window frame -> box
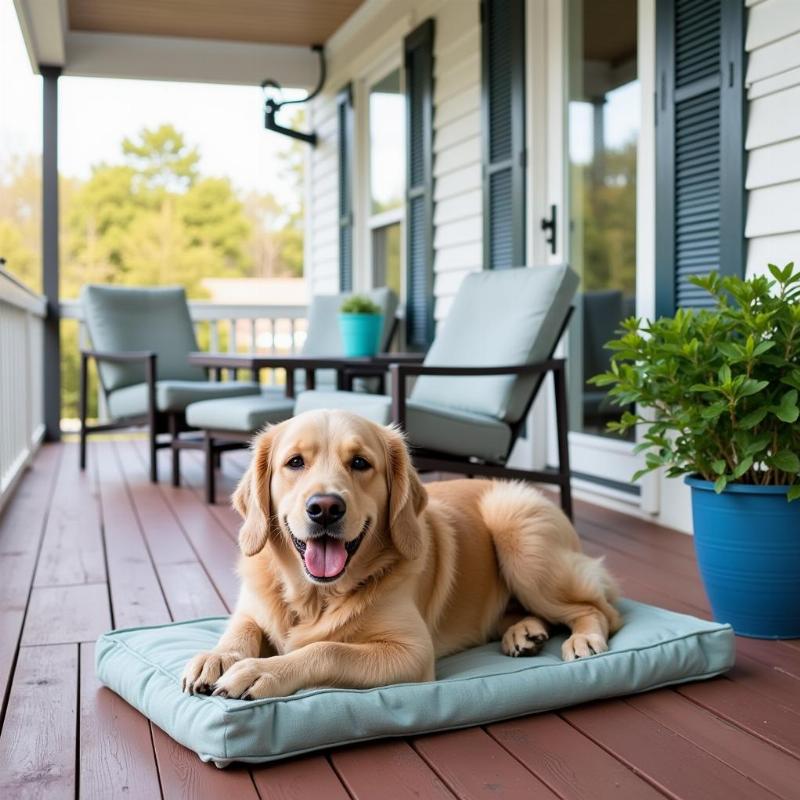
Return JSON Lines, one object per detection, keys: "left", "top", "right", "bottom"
{"left": 355, "top": 55, "right": 407, "bottom": 298}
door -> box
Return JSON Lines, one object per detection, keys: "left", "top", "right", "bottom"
{"left": 534, "top": 0, "right": 657, "bottom": 509}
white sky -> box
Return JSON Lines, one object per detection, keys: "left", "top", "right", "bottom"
{"left": 0, "top": 0, "right": 303, "bottom": 205}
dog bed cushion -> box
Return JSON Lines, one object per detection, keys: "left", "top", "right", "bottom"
{"left": 95, "top": 599, "right": 734, "bottom": 767}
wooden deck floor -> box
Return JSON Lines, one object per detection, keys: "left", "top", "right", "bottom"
{"left": 1, "top": 438, "right": 799, "bottom": 800}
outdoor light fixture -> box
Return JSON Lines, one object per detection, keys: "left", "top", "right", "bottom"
{"left": 261, "top": 44, "right": 326, "bottom": 147}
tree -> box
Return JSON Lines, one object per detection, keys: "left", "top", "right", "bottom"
{"left": 121, "top": 124, "right": 200, "bottom": 192}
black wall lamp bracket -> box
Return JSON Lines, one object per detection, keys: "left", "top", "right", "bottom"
{"left": 262, "top": 44, "right": 326, "bottom": 147}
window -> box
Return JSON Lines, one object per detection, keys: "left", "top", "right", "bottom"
{"left": 368, "top": 69, "right": 404, "bottom": 297}
{"left": 567, "top": 0, "right": 639, "bottom": 439}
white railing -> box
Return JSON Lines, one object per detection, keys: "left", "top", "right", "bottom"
{"left": 60, "top": 299, "right": 309, "bottom": 419}
{"left": 0, "top": 269, "right": 46, "bottom": 512}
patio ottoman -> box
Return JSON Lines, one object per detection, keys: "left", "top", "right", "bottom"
{"left": 185, "top": 393, "right": 294, "bottom": 433}
{"left": 95, "top": 599, "right": 734, "bottom": 767}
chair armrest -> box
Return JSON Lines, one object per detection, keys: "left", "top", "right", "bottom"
{"left": 389, "top": 359, "right": 565, "bottom": 427}
{"left": 80, "top": 350, "right": 158, "bottom": 423}
{"left": 369, "top": 352, "right": 427, "bottom": 364}
{"left": 81, "top": 348, "right": 156, "bottom": 364}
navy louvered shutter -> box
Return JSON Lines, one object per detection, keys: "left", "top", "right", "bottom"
{"left": 404, "top": 19, "right": 436, "bottom": 348}
{"left": 481, "top": 0, "right": 525, "bottom": 270}
{"left": 655, "top": 0, "right": 745, "bottom": 314}
{"left": 337, "top": 84, "right": 354, "bottom": 292}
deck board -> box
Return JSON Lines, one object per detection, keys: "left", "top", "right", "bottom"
{"left": 487, "top": 714, "right": 666, "bottom": 800}
{"left": 33, "top": 445, "right": 106, "bottom": 588}
{"left": 79, "top": 642, "right": 161, "bottom": 800}
{"left": 0, "top": 438, "right": 798, "bottom": 800}
{"left": 563, "top": 699, "right": 777, "bottom": 800}
{"left": 0, "top": 643, "right": 78, "bottom": 800}
{"left": 0, "top": 445, "right": 61, "bottom": 713}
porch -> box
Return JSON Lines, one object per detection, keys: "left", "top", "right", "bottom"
{"left": 1, "top": 438, "right": 798, "bottom": 799}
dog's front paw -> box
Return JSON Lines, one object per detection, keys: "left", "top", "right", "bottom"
{"left": 562, "top": 633, "right": 607, "bottom": 661}
{"left": 181, "top": 651, "right": 241, "bottom": 695}
{"left": 211, "top": 657, "right": 295, "bottom": 700}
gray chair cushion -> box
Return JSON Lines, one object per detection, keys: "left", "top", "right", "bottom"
{"left": 295, "top": 391, "right": 512, "bottom": 462}
{"left": 411, "top": 266, "right": 578, "bottom": 423}
{"left": 186, "top": 395, "right": 294, "bottom": 433}
{"left": 82, "top": 285, "right": 206, "bottom": 392}
{"left": 107, "top": 380, "right": 260, "bottom": 419}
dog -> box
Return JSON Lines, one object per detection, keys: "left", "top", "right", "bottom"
{"left": 181, "top": 409, "right": 621, "bottom": 700}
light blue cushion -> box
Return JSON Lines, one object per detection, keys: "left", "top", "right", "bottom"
{"left": 95, "top": 599, "right": 734, "bottom": 767}
{"left": 296, "top": 390, "right": 513, "bottom": 462}
{"left": 82, "top": 285, "right": 206, "bottom": 392}
{"left": 411, "top": 265, "right": 578, "bottom": 423}
{"left": 186, "top": 394, "right": 294, "bottom": 432}
{"left": 107, "top": 380, "right": 260, "bottom": 418}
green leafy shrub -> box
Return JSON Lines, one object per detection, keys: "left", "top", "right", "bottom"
{"left": 340, "top": 295, "right": 381, "bottom": 315}
{"left": 591, "top": 263, "right": 800, "bottom": 500}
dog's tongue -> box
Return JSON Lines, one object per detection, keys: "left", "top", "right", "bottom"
{"left": 304, "top": 536, "right": 347, "bottom": 578}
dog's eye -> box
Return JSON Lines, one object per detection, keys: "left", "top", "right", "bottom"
{"left": 351, "top": 455, "right": 371, "bottom": 471}
{"left": 286, "top": 455, "right": 305, "bottom": 470}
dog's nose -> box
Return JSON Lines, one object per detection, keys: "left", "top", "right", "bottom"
{"left": 305, "top": 493, "right": 346, "bottom": 527}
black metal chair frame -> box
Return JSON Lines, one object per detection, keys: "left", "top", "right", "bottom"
{"left": 79, "top": 349, "right": 195, "bottom": 483}
{"left": 357, "top": 309, "right": 575, "bottom": 519}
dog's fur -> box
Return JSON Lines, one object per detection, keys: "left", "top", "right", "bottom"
{"left": 182, "top": 410, "right": 621, "bottom": 700}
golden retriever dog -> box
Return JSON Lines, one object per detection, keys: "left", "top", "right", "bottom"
{"left": 182, "top": 409, "right": 621, "bottom": 700}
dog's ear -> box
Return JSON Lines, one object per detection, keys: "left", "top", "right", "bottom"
{"left": 233, "top": 426, "right": 276, "bottom": 556}
{"left": 384, "top": 425, "right": 427, "bottom": 560}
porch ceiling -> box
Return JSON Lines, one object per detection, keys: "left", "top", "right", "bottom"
{"left": 13, "top": 0, "right": 365, "bottom": 87}
{"left": 67, "top": 0, "right": 364, "bottom": 47}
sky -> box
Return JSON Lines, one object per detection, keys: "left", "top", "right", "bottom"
{"left": 0, "top": 0, "right": 303, "bottom": 205}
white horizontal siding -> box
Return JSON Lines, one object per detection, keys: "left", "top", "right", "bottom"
{"left": 307, "top": 93, "right": 339, "bottom": 295}
{"left": 432, "top": 0, "right": 482, "bottom": 321}
{"left": 744, "top": 0, "right": 800, "bottom": 275}
{"left": 303, "top": 0, "right": 484, "bottom": 321}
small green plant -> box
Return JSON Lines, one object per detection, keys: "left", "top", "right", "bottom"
{"left": 340, "top": 295, "right": 381, "bottom": 315}
{"left": 591, "top": 263, "right": 800, "bottom": 500}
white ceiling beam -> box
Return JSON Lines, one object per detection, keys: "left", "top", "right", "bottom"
{"left": 62, "top": 31, "right": 320, "bottom": 88}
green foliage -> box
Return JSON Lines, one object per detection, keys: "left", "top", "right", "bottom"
{"left": 340, "top": 295, "right": 381, "bottom": 315}
{"left": 591, "top": 264, "right": 800, "bottom": 499}
{"left": 1, "top": 122, "right": 305, "bottom": 421}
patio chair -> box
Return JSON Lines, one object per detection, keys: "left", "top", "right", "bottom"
{"left": 295, "top": 265, "right": 578, "bottom": 517}
{"left": 185, "top": 287, "right": 398, "bottom": 503}
{"left": 79, "top": 285, "right": 260, "bottom": 482}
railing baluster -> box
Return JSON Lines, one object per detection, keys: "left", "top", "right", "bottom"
{"left": 229, "top": 319, "right": 237, "bottom": 354}
{"left": 250, "top": 319, "right": 257, "bottom": 353}
{"left": 0, "top": 270, "right": 46, "bottom": 512}
{"left": 210, "top": 320, "right": 219, "bottom": 353}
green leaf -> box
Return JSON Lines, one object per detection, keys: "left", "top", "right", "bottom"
{"left": 714, "top": 475, "right": 728, "bottom": 494}
{"left": 732, "top": 456, "right": 753, "bottom": 480}
{"left": 768, "top": 451, "right": 800, "bottom": 473}
{"left": 718, "top": 364, "right": 732, "bottom": 385}
{"left": 738, "top": 379, "right": 769, "bottom": 398}
{"left": 738, "top": 407, "right": 768, "bottom": 429}
{"left": 788, "top": 484, "right": 800, "bottom": 502}
{"left": 717, "top": 342, "right": 741, "bottom": 360}
{"left": 768, "top": 262, "right": 784, "bottom": 282}
{"left": 773, "top": 390, "right": 800, "bottom": 423}
{"left": 712, "top": 459, "right": 726, "bottom": 475}
{"left": 701, "top": 401, "right": 727, "bottom": 420}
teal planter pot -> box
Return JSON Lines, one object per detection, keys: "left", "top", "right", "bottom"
{"left": 338, "top": 313, "right": 383, "bottom": 357}
{"left": 686, "top": 476, "right": 800, "bottom": 639}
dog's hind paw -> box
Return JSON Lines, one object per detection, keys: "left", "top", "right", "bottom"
{"left": 501, "top": 617, "right": 549, "bottom": 657}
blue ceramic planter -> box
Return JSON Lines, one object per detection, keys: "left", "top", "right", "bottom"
{"left": 686, "top": 476, "right": 800, "bottom": 638}
{"left": 338, "top": 313, "right": 383, "bottom": 357}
